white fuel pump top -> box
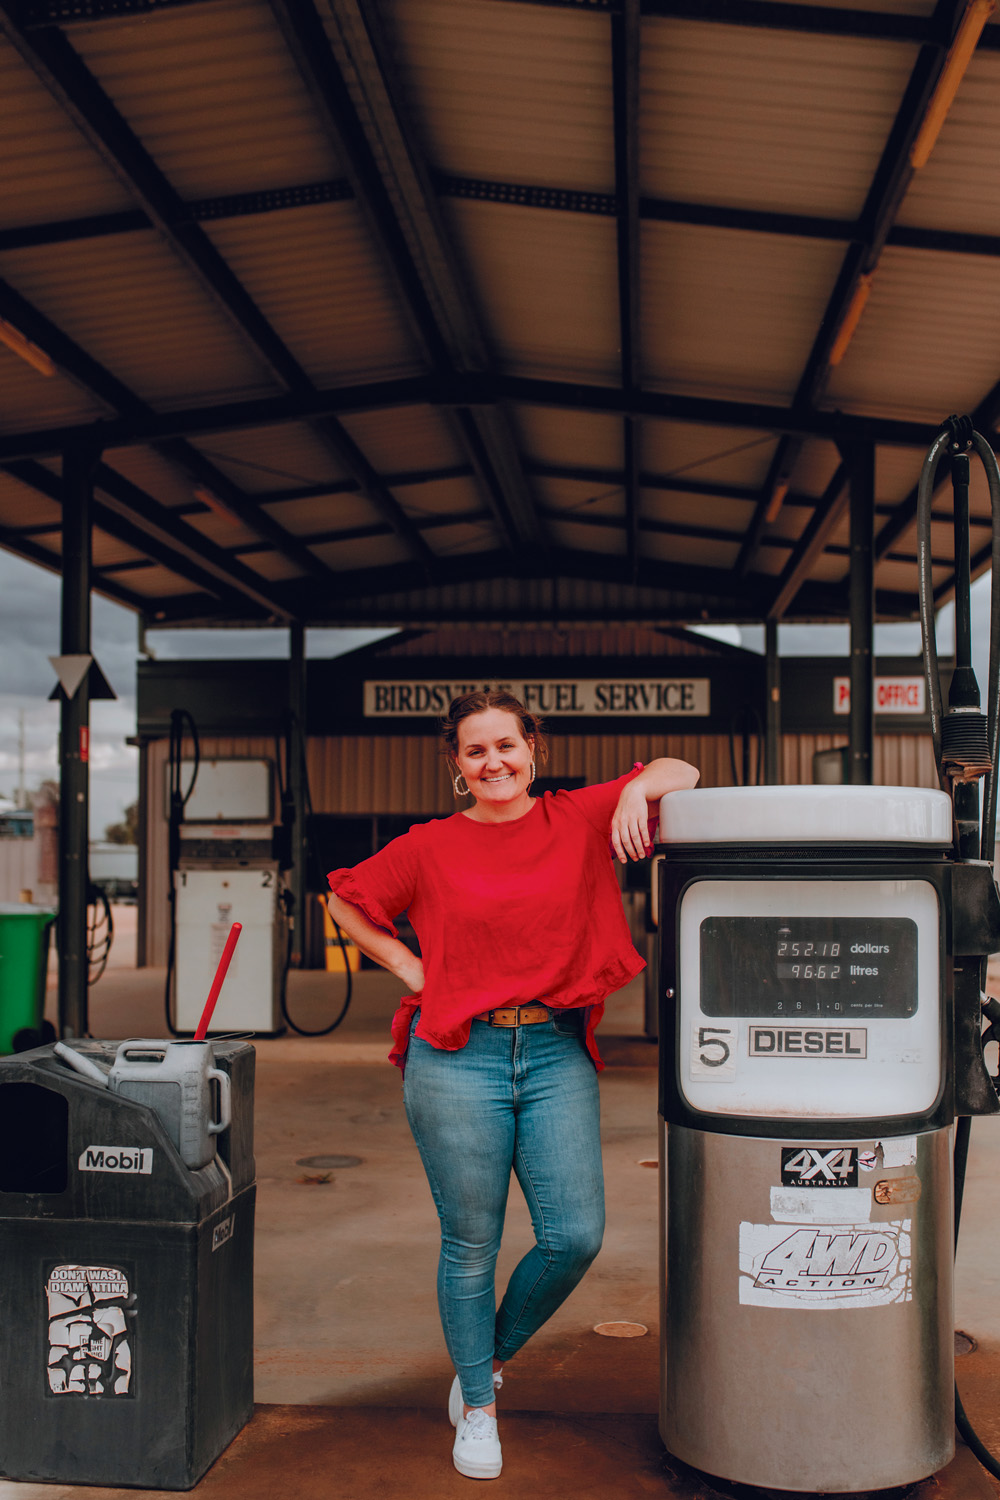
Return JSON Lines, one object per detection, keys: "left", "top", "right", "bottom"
{"left": 657, "top": 783, "right": 953, "bottom": 846}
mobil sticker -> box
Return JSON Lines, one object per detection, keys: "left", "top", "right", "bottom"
{"left": 739, "top": 1219, "right": 912, "bottom": 1309}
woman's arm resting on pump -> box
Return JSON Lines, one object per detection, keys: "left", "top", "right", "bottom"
{"left": 611, "top": 757, "right": 700, "bottom": 864}
{"left": 326, "top": 892, "right": 425, "bottom": 992}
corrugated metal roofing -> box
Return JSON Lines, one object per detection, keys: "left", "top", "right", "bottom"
{"left": 337, "top": 405, "right": 466, "bottom": 472}
{"left": 513, "top": 407, "right": 623, "bottom": 470}
{"left": 385, "top": 0, "right": 614, "bottom": 193}
{"left": 642, "top": 221, "right": 847, "bottom": 402}
{"left": 824, "top": 246, "right": 1000, "bottom": 422}
{"left": 188, "top": 424, "right": 350, "bottom": 492}
{"left": 641, "top": 19, "right": 916, "bottom": 218}
{"left": 0, "top": 232, "right": 277, "bottom": 408}
{"left": 0, "top": 0, "right": 995, "bottom": 630}
{"left": 0, "top": 354, "right": 107, "bottom": 434}
{"left": 897, "top": 50, "right": 1000, "bottom": 233}
{"left": 70, "top": 0, "right": 342, "bottom": 199}
{"left": 641, "top": 422, "right": 778, "bottom": 488}
{"left": 0, "top": 38, "right": 134, "bottom": 227}
{"left": 446, "top": 200, "right": 619, "bottom": 382}
{"left": 204, "top": 204, "right": 422, "bottom": 385}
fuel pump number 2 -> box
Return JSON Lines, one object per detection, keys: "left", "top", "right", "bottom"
{"left": 691, "top": 1024, "right": 737, "bottom": 1080}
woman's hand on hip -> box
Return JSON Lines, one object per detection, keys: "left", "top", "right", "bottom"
{"left": 396, "top": 953, "right": 426, "bottom": 994}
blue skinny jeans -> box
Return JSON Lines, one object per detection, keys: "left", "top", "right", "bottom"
{"left": 402, "top": 1010, "right": 605, "bottom": 1410}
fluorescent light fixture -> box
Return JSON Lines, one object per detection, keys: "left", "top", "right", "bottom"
{"left": 193, "top": 487, "right": 242, "bottom": 524}
{"left": 765, "top": 481, "right": 789, "bottom": 525}
{"left": 910, "top": 0, "right": 996, "bottom": 170}
{"left": 828, "top": 273, "right": 874, "bottom": 368}
{"left": 0, "top": 318, "right": 55, "bottom": 377}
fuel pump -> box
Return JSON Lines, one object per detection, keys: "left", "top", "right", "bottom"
{"left": 655, "top": 415, "right": 1000, "bottom": 1492}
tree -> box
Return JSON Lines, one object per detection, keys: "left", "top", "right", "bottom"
{"left": 104, "top": 801, "right": 138, "bottom": 845}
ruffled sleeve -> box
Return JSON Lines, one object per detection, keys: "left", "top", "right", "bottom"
{"left": 327, "top": 829, "right": 420, "bottom": 936}
{"left": 562, "top": 764, "right": 646, "bottom": 835}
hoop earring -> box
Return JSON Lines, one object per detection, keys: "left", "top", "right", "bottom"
{"left": 453, "top": 772, "right": 470, "bottom": 797}
{"left": 529, "top": 761, "right": 536, "bottom": 784}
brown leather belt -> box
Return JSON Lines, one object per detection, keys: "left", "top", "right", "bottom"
{"left": 475, "top": 1004, "right": 552, "bottom": 1027}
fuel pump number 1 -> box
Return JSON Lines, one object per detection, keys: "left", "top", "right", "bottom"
{"left": 691, "top": 1024, "right": 737, "bottom": 1080}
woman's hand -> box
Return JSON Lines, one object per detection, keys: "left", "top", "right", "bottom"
{"left": 610, "top": 757, "right": 700, "bottom": 863}
{"left": 611, "top": 780, "right": 654, "bottom": 864}
{"left": 397, "top": 952, "right": 426, "bottom": 994}
{"left": 327, "top": 892, "right": 425, "bottom": 993}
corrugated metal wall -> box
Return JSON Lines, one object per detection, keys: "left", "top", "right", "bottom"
{"left": 142, "top": 725, "right": 940, "bottom": 964}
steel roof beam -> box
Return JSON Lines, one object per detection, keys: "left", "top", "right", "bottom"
{"left": 3, "top": 456, "right": 294, "bottom": 616}
{"left": 0, "top": 275, "right": 335, "bottom": 586}
{"left": 611, "top": 0, "right": 642, "bottom": 578}
{"left": 0, "top": 508, "right": 146, "bottom": 611}
{"left": 537, "top": 504, "right": 792, "bottom": 551}
{"left": 4, "top": 458, "right": 267, "bottom": 614}
{"left": 270, "top": 0, "right": 543, "bottom": 555}
{"left": 273, "top": 544, "right": 768, "bottom": 611}
{"left": 0, "top": 10, "right": 432, "bottom": 571}
{"left": 765, "top": 463, "right": 850, "bottom": 620}
{"left": 727, "top": 0, "right": 971, "bottom": 577}
{"left": 14, "top": 173, "right": 1000, "bottom": 262}
{"left": 0, "top": 373, "right": 953, "bottom": 460}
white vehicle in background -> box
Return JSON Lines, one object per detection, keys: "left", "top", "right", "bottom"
{"left": 88, "top": 843, "right": 138, "bottom": 903}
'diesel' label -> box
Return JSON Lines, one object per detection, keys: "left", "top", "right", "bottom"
{"left": 749, "top": 1027, "right": 867, "bottom": 1058}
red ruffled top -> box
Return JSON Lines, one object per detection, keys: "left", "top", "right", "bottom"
{"left": 328, "top": 768, "right": 652, "bottom": 1070}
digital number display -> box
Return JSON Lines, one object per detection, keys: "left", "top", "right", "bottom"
{"left": 699, "top": 916, "right": 918, "bottom": 1018}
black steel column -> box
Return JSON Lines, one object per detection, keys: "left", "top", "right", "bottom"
{"left": 289, "top": 622, "right": 307, "bottom": 968}
{"left": 58, "top": 446, "right": 98, "bottom": 1036}
{"left": 847, "top": 440, "right": 875, "bottom": 786}
{"left": 765, "top": 618, "right": 781, "bottom": 785}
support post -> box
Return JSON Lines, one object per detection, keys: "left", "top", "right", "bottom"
{"left": 289, "top": 622, "right": 307, "bottom": 968}
{"left": 765, "top": 618, "right": 781, "bottom": 785}
{"left": 58, "top": 447, "right": 98, "bottom": 1036}
{"left": 847, "top": 440, "right": 875, "bottom": 786}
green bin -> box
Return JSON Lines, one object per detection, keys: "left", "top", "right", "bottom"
{"left": 0, "top": 904, "right": 56, "bottom": 1055}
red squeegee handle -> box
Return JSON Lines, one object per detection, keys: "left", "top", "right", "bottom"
{"left": 194, "top": 922, "right": 242, "bottom": 1040}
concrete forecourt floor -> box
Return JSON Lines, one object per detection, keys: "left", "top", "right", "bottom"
{"left": 1, "top": 913, "right": 998, "bottom": 1498}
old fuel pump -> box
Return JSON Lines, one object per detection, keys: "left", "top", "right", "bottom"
{"left": 655, "top": 416, "right": 1000, "bottom": 1491}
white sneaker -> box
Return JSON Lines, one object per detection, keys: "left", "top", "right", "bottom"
{"left": 453, "top": 1407, "right": 502, "bottom": 1479}
{"left": 448, "top": 1370, "right": 503, "bottom": 1427}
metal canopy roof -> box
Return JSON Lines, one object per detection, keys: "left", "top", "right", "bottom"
{"left": 0, "top": 0, "right": 997, "bottom": 628}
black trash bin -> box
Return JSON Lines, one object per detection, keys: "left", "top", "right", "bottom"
{"left": 0, "top": 1038, "right": 255, "bottom": 1490}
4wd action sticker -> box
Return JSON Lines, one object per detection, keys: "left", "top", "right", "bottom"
{"left": 739, "top": 1219, "right": 912, "bottom": 1309}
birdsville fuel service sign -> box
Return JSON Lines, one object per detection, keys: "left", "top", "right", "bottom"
{"left": 364, "top": 678, "right": 711, "bottom": 719}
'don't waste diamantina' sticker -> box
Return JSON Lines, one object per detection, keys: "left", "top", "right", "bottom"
{"left": 45, "top": 1264, "right": 133, "bottom": 1397}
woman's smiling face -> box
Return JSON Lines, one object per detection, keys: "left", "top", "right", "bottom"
{"left": 454, "top": 708, "right": 534, "bottom": 812}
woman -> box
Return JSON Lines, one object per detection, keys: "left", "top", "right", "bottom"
{"left": 327, "top": 691, "right": 699, "bottom": 1480}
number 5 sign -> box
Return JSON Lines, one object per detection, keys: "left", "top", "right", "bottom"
{"left": 691, "top": 1024, "right": 736, "bottom": 1080}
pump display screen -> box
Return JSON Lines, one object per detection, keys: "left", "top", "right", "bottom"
{"left": 699, "top": 917, "right": 918, "bottom": 1018}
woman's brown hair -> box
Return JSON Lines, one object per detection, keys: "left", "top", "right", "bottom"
{"left": 440, "top": 691, "right": 548, "bottom": 764}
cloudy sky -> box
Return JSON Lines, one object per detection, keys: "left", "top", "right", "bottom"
{"left": 0, "top": 547, "right": 992, "bottom": 839}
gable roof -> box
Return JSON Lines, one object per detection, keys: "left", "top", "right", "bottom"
{"left": 0, "top": 0, "right": 994, "bottom": 628}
